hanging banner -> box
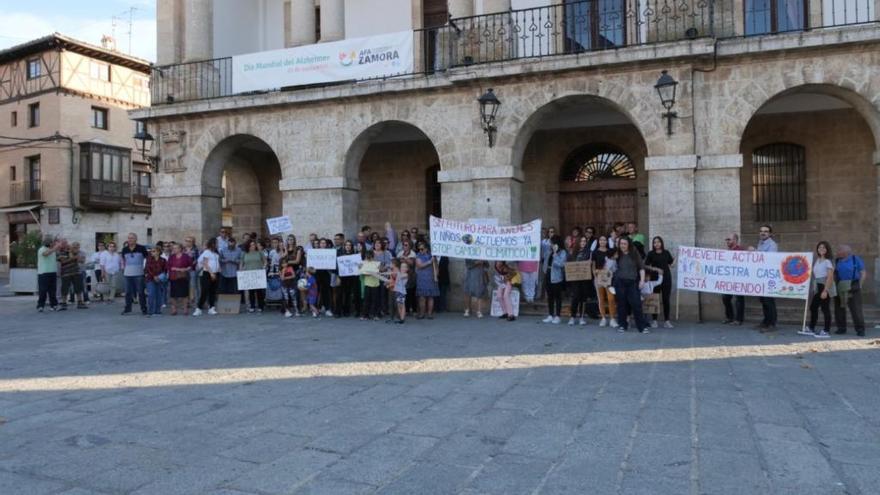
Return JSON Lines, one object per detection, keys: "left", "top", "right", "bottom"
{"left": 306, "top": 249, "right": 337, "bottom": 270}
{"left": 429, "top": 216, "right": 542, "bottom": 262}
{"left": 232, "top": 31, "right": 414, "bottom": 94}
{"left": 676, "top": 246, "right": 812, "bottom": 300}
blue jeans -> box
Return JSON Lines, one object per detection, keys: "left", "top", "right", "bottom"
{"left": 147, "top": 280, "right": 162, "bottom": 315}
{"left": 124, "top": 275, "right": 147, "bottom": 313}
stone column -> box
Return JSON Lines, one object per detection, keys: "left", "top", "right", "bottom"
{"left": 279, "top": 176, "right": 357, "bottom": 239}
{"left": 645, "top": 154, "right": 698, "bottom": 319}
{"left": 182, "top": 0, "right": 213, "bottom": 62}
{"left": 151, "top": 185, "right": 223, "bottom": 245}
{"left": 438, "top": 166, "right": 523, "bottom": 311}
{"left": 320, "top": 0, "right": 345, "bottom": 42}
{"left": 449, "top": 0, "right": 474, "bottom": 18}
{"left": 289, "top": 0, "right": 317, "bottom": 47}
{"left": 482, "top": 0, "right": 511, "bottom": 14}
{"left": 156, "top": 0, "right": 181, "bottom": 65}
{"left": 694, "top": 154, "right": 743, "bottom": 320}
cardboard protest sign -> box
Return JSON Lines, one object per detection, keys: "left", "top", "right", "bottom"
{"left": 565, "top": 261, "right": 593, "bottom": 281}
{"left": 642, "top": 293, "right": 660, "bottom": 315}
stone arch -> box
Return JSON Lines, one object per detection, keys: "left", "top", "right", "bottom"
{"left": 199, "top": 133, "right": 284, "bottom": 238}
{"left": 342, "top": 120, "right": 448, "bottom": 185}
{"left": 508, "top": 93, "right": 653, "bottom": 174}
{"left": 185, "top": 118, "right": 289, "bottom": 190}
{"left": 737, "top": 83, "right": 880, "bottom": 153}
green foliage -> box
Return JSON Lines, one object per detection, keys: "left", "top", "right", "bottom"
{"left": 10, "top": 230, "right": 42, "bottom": 269}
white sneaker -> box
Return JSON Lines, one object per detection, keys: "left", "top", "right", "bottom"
{"left": 552, "top": 316, "right": 561, "bottom": 324}
{"left": 651, "top": 320, "right": 659, "bottom": 328}
{"left": 192, "top": 308, "right": 202, "bottom": 316}
{"left": 542, "top": 315, "right": 553, "bottom": 323}
{"left": 248, "top": 307, "right": 255, "bottom": 313}
{"left": 568, "top": 318, "right": 575, "bottom": 326}
{"left": 208, "top": 307, "right": 218, "bottom": 315}
{"left": 325, "top": 310, "right": 333, "bottom": 317}
{"left": 463, "top": 309, "right": 470, "bottom": 318}
{"left": 610, "top": 318, "right": 619, "bottom": 328}
{"left": 599, "top": 318, "right": 607, "bottom": 327}
{"left": 284, "top": 310, "right": 292, "bottom": 318}
{"left": 664, "top": 320, "right": 674, "bottom": 329}
{"left": 579, "top": 318, "right": 587, "bottom": 326}
{"left": 814, "top": 331, "right": 830, "bottom": 339}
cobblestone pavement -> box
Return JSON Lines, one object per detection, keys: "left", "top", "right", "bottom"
{"left": 0, "top": 296, "right": 879, "bottom": 495}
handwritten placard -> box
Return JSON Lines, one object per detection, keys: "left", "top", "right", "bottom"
{"left": 564, "top": 261, "right": 592, "bottom": 281}
{"left": 237, "top": 269, "right": 267, "bottom": 290}
{"left": 595, "top": 269, "right": 612, "bottom": 288}
{"left": 307, "top": 249, "right": 337, "bottom": 270}
{"left": 337, "top": 253, "right": 362, "bottom": 277}
{"left": 266, "top": 216, "right": 293, "bottom": 235}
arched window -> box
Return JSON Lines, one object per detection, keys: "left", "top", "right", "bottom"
{"left": 561, "top": 144, "right": 636, "bottom": 183}
{"left": 752, "top": 143, "right": 806, "bottom": 221}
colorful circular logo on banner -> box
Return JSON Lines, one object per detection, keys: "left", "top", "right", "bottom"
{"left": 339, "top": 51, "right": 356, "bottom": 67}
{"left": 461, "top": 234, "right": 474, "bottom": 245}
{"left": 781, "top": 255, "right": 810, "bottom": 285}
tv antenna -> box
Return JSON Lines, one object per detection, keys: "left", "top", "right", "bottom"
{"left": 111, "top": 6, "right": 138, "bottom": 54}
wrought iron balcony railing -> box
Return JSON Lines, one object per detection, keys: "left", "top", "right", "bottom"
{"left": 149, "top": 0, "right": 878, "bottom": 105}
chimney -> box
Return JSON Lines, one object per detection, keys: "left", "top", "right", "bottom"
{"left": 100, "top": 35, "right": 117, "bottom": 51}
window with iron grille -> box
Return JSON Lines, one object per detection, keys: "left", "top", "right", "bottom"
{"left": 752, "top": 143, "right": 806, "bottom": 222}
{"left": 560, "top": 144, "right": 636, "bottom": 182}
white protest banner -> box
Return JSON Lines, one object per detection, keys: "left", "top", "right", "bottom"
{"left": 307, "top": 249, "right": 337, "bottom": 270}
{"left": 429, "top": 216, "right": 541, "bottom": 262}
{"left": 266, "top": 216, "right": 293, "bottom": 235}
{"left": 676, "top": 246, "right": 812, "bottom": 299}
{"left": 232, "top": 31, "right": 413, "bottom": 94}
{"left": 336, "top": 253, "right": 363, "bottom": 277}
{"left": 468, "top": 218, "right": 499, "bottom": 227}
{"left": 237, "top": 270, "right": 267, "bottom": 291}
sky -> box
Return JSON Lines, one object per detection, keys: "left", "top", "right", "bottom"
{"left": 0, "top": 0, "right": 157, "bottom": 62}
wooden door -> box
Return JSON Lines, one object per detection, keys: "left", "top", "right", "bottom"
{"left": 559, "top": 189, "right": 637, "bottom": 236}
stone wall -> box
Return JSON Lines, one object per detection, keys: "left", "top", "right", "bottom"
{"left": 740, "top": 108, "right": 878, "bottom": 289}
{"left": 357, "top": 140, "right": 438, "bottom": 231}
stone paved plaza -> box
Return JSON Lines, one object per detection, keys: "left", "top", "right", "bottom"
{"left": 0, "top": 297, "right": 879, "bottom": 495}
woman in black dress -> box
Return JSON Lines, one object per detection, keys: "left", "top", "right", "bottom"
{"left": 644, "top": 236, "right": 674, "bottom": 328}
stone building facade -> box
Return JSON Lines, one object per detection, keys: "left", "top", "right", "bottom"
{"left": 134, "top": 1, "right": 880, "bottom": 316}
{"left": 0, "top": 34, "right": 153, "bottom": 277}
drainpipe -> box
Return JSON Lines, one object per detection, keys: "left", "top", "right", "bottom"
{"left": 52, "top": 132, "right": 79, "bottom": 224}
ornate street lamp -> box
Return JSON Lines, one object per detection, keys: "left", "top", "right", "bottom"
{"left": 478, "top": 88, "right": 500, "bottom": 148}
{"left": 654, "top": 70, "right": 678, "bottom": 136}
{"left": 133, "top": 121, "right": 158, "bottom": 171}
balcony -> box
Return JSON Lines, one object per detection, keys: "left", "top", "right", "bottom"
{"left": 149, "top": 0, "right": 878, "bottom": 106}
{"left": 79, "top": 179, "right": 132, "bottom": 209}
{"left": 9, "top": 181, "right": 42, "bottom": 205}
{"left": 132, "top": 184, "right": 151, "bottom": 206}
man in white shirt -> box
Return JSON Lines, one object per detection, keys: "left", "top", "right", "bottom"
{"left": 99, "top": 242, "right": 123, "bottom": 302}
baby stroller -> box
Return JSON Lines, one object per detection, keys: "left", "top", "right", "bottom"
{"left": 264, "top": 274, "right": 285, "bottom": 312}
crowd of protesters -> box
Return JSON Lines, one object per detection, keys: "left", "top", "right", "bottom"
{"left": 31, "top": 220, "right": 870, "bottom": 337}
